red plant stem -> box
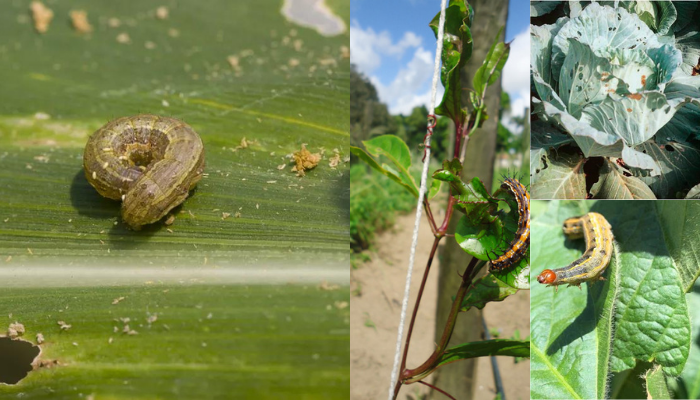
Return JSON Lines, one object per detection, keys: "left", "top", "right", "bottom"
{"left": 398, "top": 237, "right": 442, "bottom": 372}
{"left": 438, "top": 192, "right": 457, "bottom": 233}
{"left": 397, "top": 191, "right": 456, "bottom": 374}
{"left": 417, "top": 380, "right": 457, "bottom": 400}
{"left": 393, "top": 256, "right": 480, "bottom": 398}
{"left": 454, "top": 122, "right": 463, "bottom": 159}
{"left": 401, "top": 257, "right": 479, "bottom": 379}
{"left": 423, "top": 198, "right": 438, "bottom": 234}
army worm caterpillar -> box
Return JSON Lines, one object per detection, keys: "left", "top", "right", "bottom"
{"left": 83, "top": 114, "right": 205, "bottom": 230}
{"left": 489, "top": 178, "right": 530, "bottom": 271}
{"left": 537, "top": 212, "right": 613, "bottom": 288}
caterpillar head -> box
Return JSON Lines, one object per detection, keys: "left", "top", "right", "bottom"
{"left": 537, "top": 269, "right": 557, "bottom": 284}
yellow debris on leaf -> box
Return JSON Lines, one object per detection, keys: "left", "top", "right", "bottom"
{"left": 30, "top": 1, "right": 53, "bottom": 33}
{"left": 329, "top": 151, "right": 341, "bottom": 169}
{"left": 155, "top": 6, "right": 169, "bottom": 20}
{"left": 8, "top": 322, "right": 25, "bottom": 338}
{"left": 57, "top": 321, "right": 72, "bottom": 331}
{"left": 70, "top": 10, "right": 93, "bottom": 33}
{"left": 116, "top": 32, "right": 131, "bottom": 44}
{"left": 291, "top": 144, "right": 321, "bottom": 177}
{"left": 227, "top": 55, "right": 241, "bottom": 72}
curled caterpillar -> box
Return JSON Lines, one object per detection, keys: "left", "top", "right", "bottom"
{"left": 489, "top": 178, "right": 530, "bottom": 271}
{"left": 83, "top": 114, "right": 205, "bottom": 230}
{"left": 537, "top": 212, "right": 613, "bottom": 288}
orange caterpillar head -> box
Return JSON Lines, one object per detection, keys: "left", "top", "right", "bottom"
{"left": 537, "top": 269, "right": 557, "bottom": 284}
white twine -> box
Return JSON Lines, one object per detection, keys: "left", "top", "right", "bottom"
{"left": 387, "top": 0, "right": 448, "bottom": 398}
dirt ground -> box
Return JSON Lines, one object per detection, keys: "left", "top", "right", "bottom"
{"left": 350, "top": 212, "right": 530, "bottom": 400}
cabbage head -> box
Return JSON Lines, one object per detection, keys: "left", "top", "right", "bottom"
{"left": 531, "top": 1, "right": 700, "bottom": 199}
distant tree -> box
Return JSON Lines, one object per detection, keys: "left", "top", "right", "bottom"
{"left": 350, "top": 64, "right": 395, "bottom": 157}
{"left": 496, "top": 91, "right": 528, "bottom": 153}
{"left": 350, "top": 64, "right": 453, "bottom": 162}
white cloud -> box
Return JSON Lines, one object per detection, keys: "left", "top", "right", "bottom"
{"left": 350, "top": 21, "right": 422, "bottom": 74}
{"left": 509, "top": 88, "right": 530, "bottom": 117}
{"left": 502, "top": 27, "right": 530, "bottom": 118}
{"left": 370, "top": 47, "right": 440, "bottom": 115}
{"left": 352, "top": 24, "right": 531, "bottom": 117}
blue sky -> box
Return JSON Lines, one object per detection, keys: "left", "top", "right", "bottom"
{"left": 351, "top": 0, "right": 530, "bottom": 121}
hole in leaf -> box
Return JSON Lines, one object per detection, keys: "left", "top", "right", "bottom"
{"left": 583, "top": 157, "right": 604, "bottom": 195}
{"left": 0, "top": 337, "right": 40, "bottom": 385}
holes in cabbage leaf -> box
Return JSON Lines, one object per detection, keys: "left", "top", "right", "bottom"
{"left": 0, "top": 337, "right": 40, "bottom": 385}
{"left": 583, "top": 157, "right": 604, "bottom": 195}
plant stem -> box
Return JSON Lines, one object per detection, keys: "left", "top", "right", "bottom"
{"left": 400, "top": 257, "right": 479, "bottom": 384}
{"left": 398, "top": 237, "right": 442, "bottom": 372}
{"left": 423, "top": 198, "right": 438, "bottom": 234}
{"left": 417, "top": 380, "right": 457, "bottom": 400}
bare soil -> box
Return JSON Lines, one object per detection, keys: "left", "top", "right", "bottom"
{"left": 350, "top": 212, "right": 530, "bottom": 400}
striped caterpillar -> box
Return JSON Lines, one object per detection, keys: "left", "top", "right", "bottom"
{"left": 537, "top": 212, "right": 613, "bottom": 288}
{"left": 489, "top": 178, "right": 530, "bottom": 271}
{"left": 83, "top": 114, "right": 205, "bottom": 230}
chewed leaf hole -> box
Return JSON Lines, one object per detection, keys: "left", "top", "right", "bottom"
{"left": 0, "top": 336, "right": 40, "bottom": 385}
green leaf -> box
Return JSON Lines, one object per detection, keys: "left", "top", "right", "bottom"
{"left": 531, "top": 121, "right": 575, "bottom": 150}
{"left": 531, "top": 200, "right": 695, "bottom": 399}
{"left": 531, "top": 19, "right": 568, "bottom": 99}
{"left": 645, "top": 364, "right": 671, "bottom": 400}
{"left": 437, "top": 339, "right": 530, "bottom": 366}
{"left": 430, "top": 0, "right": 473, "bottom": 125}
{"left": 432, "top": 170, "right": 489, "bottom": 200}
{"left": 454, "top": 213, "right": 501, "bottom": 261}
{"left": 632, "top": 138, "right": 700, "bottom": 199}
{"left": 428, "top": 178, "right": 442, "bottom": 200}
{"left": 558, "top": 40, "right": 617, "bottom": 119}
{"left": 620, "top": 144, "right": 661, "bottom": 176}
{"left": 0, "top": 284, "right": 349, "bottom": 398}
{"left": 472, "top": 27, "right": 510, "bottom": 99}
{"left": 653, "top": 1, "right": 677, "bottom": 35}
{"left": 530, "top": 121, "right": 575, "bottom": 187}
{"left": 654, "top": 201, "right": 700, "bottom": 292}
{"left": 583, "top": 92, "right": 678, "bottom": 148}
{"left": 538, "top": 98, "right": 621, "bottom": 155}
{"left": 552, "top": 3, "right": 660, "bottom": 75}
{"left": 673, "top": 278, "right": 700, "bottom": 398}
{"left": 459, "top": 272, "right": 520, "bottom": 312}
{"left": 460, "top": 273, "right": 514, "bottom": 311}
{"left": 352, "top": 134, "right": 420, "bottom": 198}
{"left": 405, "top": 339, "right": 530, "bottom": 384}
{"left": 531, "top": 2, "right": 561, "bottom": 18}
{"left": 442, "top": 158, "right": 463, "bottom": 176}
{"left": 591, "top": 158, "right": 657, "bottom": 199}
{"left": 531, "top": 149, "right": 587, "bottom": 199}
{"left": 686, "top": 183, "right": 700, "bottom": 199}
{"left": 363, "top": 135, "right": 412, "bottom": 170}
